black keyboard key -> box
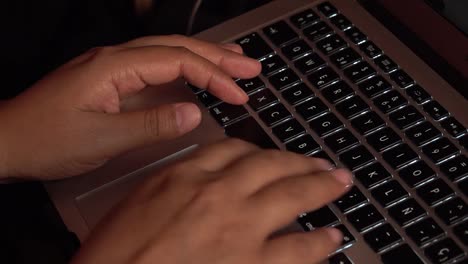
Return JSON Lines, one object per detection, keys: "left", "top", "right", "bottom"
{"left": 417, "top": 178, "right": 454, "bottom": 206}
{"left": 460, "top": 135, "right": 468, "bottom": 149}
{"left": 364, "top": 224, "right": 402, "bottom": 252}
{"left": 272, "top": 118, "right": 305, "bottom": 142}
{"left": 459, "top": 179, "right": 468, "bottom": 196}
{"left": 189, "top": 84, "right": 203, "bottom": 94}
{"left": 261, "top": 55, "right": 287, "bottom": 76}
{"left": 269, "top": 69, "right": 301, "bottom": 91}
{"left": 321, "top": 81, "right": 354, "bottom": 104}
{"left": 390, "top": 70, "right": 414, "bottom": 88}
{"left": 373, "top": 90, "right": 408, "bottom": 114}
{"left": 335, "top": 96, "right": 370, "bottom": 119}
{"left": 372, "top": 180, "right": 409, "bottom": 207}
{"left": 359, "top": 75, "right": 392, "bottom": 98}
{"left": 329, "top": 253, "right": 352, "bottom": 264}
{"left": 330, "top": 47, "right": 361, "bottom": 69}
{"left": 405, "top": 122, "right": 442, "bottom": 147}
{"left": 389, "top": 198, "right": 426, "bottom": 226}
{"left": 423, "top": 100, "right": 449, "bottom": 121}
{"left": 406, "top": 85, "right": 432, "bottom": 104}
{"left": 382, "top": 144, "right": 419, "bottom": 169}
{"left": 334, "top": 224, "right": 356, "bottom": 247}
{"left": 259, "top": 103, "right": 291, "bottom": 126}
{"left": 197, "top": 91, "right": 220, "bottom": 107}
{"left": 282, "top": 39, "right": 312, "bottom": 61}
{"left": 366, "top": 127, "right": 402, "bottom": 152}
{"left": 406, "top": 218, "right": 444, "bottom": 246}
{"left": 330, "top": 14, "right": 352, "bottom": 31}
{"left": 295, "top": 53, "right": 326, "bottom": 74}
{"left": 422, "top": 138, "right": 459, "bottom": 164}
{"left": 281, "top": 83, "right": 314, "bottom": 105}
{"left": 210, "top": 103, "right": 249, "bottom": 127}
{"left": 236, "top": 33, "right": 274, "bottom": 60}
{"left": 440, "top": 156, "right": 468, "bottom": 182}
{"left": 347, "top": 204, "right": 384, "bottom": 232}
{"left": 345, "top": 27, "right": 367, "bottom": 44}
{"left": 340, "top": 145, "right": 375, "bottom": 171}
{"left": 359, "top": 41, "right": 383, "bottom": 59}
{"left": 296, "top": 97, "right": 329, "bottom": 121}
{"left": 325, "top": 129, "right": 359, "bottom": 153}
{"left": 290, "top": 9, "right": 319, "bottom": 29}
{"left": 225, "top": 117, "right": 277, "bottom": 149}
{"left": 381, "top": 244, "right": 424, "bottom": 264}
{"left": 435, "top": 197, "right": 468, "bottom": 225}
{"left": 309, "top": 112, "right": 344, "bottom": 137}
{"left": 399, "top": 161, "right": 436, "bottom": 188}
{"left": 374, "top": 55, "right": 398, "bottom": 73}
{"left": 263, "top": 20, "right": 298, "bottom": 47}
{"left": 237, "top": 77, "right": 265, "bottom": 94}
{"left": 303, "top": 21, "right": 333, "bottom": 41}
{"left": 389, "top": 105, "right": 424, "bottom": 129}
{"left": 317, "top": 2, "right": 338, "bottom": 17}
{"left": 248, "top": 89, "right": 278, "bottom": 111}
{"left": 308, "top": 67, "right": 339, "bottom": 89}
{"left": 334, "top": 186, "right": 367, "bottom": 212}
{"left": 351, "top": 111, "right": 386, "bottom": 135}
{"left": 316, "top": 34, "right": 347, "bottom": 55}
{"left": 286, "top": 134, "right": 321, "bottom": 155}
{"left": 453, "top": 221, "right": 468, "bottom": 245}
{"left": 355, "top": 162, "right": 391, "bottom": 189}
{"left": 344, "top": 61, "right": 376, "bottom": 83}
{"left": 424, "top": 238, "right": 464, "bottom": 264}
{"left": 441, "top": 117, "right": 467, "bottom": 138}
{"left": 299, "top": 206, "right": 339, "bottom": 229}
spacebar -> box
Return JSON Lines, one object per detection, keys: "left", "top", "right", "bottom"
{"left": 225, "top": 117, "right": 278, "bottom": 149}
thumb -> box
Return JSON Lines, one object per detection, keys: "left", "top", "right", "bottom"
{"left": 105, "top": 103, "right": 202, "bottom": 153}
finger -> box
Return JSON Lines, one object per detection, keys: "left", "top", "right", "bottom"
{"left": 221, "top": 150, "right": 334, "bottom": 195}
{"left": 263, "top": 228, "right": 342, "bottom": 264}
{"left": 99, "top": 45, "right": 249, "bottom": 104}
{"left": 102, "top": 102, "right": 202, "bottom": 153}
{"left": 248, "top": 169, "right": 352, "bottom": 231}
{"left": 119, "top": 35, "right": 261, "bottom": 79}
{"left": 183, "top": 138, "right": 261, "bottom": 172}
{"left": 219, "top": 43, "right": 243, "bottom": 54}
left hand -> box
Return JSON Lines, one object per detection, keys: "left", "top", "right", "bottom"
{"left": 0, "top": 35, "right": 261, "bottom": 180}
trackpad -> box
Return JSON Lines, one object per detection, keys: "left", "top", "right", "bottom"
{"left": 75, "top": 145, "right": 198, "bottom": 229}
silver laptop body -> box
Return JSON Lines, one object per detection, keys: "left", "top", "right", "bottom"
{"left": 45, "top": 0, "right": 468, "bottom": 263}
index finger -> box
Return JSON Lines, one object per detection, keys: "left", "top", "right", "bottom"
{"left": 120, "top": 35, "right": 262, "bottom": 80}
{"left": 95, "top": 45, "right": 253, "bottom": 104}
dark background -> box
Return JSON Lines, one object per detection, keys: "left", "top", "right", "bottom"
{"left": 0, "top": 0, "right": 271, "bottom": 263}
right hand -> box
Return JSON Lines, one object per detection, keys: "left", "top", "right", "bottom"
{"left": 71, "top": 139, "right": 353, "bottom": 264}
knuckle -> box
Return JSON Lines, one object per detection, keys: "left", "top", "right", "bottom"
{"left": 91, "top": 45, "right": 119, "bottom": 57}
{"left": 167, "top": 34, "right": 188, "bottom": 42}
{"left": 192, "top": 181, "right": 228, "bottom": 208}
{"left": 143, "top": 109, "right": 162, "bottom": 139}
{"left": 258, "top": 149, "right": 285, "bottom": 162}
{"left": 224, "top": 138, "right": 257, "bottom": 149}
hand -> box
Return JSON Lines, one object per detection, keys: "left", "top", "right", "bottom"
{"left": 0, "top": 35, "right": 261, "bottom": 180}
{"left": 71, "top": 139, "right": 353, "bottom": 264}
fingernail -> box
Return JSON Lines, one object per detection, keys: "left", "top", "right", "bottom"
{"left": 220, "top": 43, "right": 243, "bottom": 53}
{"left": 315, "top": 158, "right": 334, "bottom": 171}
{"left": 174, "top": 103, "right": 202, "bottom": 133}
{"left": 332, "top": 169, "right": 353, "bottom": 187}
{"left": 234, "top": 86, "right": 249, "bottom": 102}
{"left": 327, "top": 228, "right": 343, "bottom": 245}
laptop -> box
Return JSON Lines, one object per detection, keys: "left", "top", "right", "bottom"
{"left": 45, "top": 0, "right": 468, "bottom": 263}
